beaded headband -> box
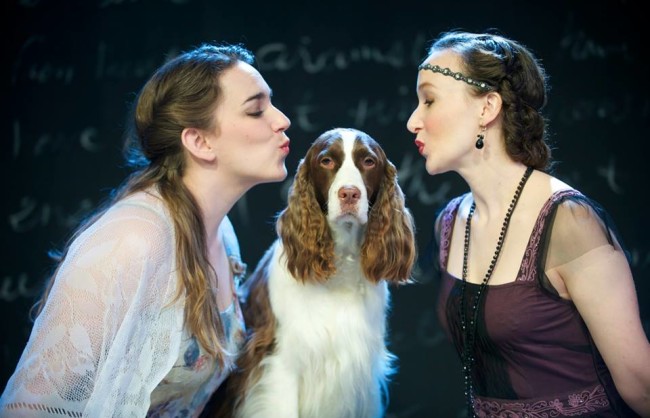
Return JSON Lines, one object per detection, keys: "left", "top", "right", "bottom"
{"left": 418, "top": 63, "right": 494, "bottom": 92}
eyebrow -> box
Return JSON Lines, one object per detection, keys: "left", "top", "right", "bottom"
{"left": 242, "top": 89, "right": 273, "bottom": 105}
{"left": 417, "top": 81, "right": 435, "bottom": 91}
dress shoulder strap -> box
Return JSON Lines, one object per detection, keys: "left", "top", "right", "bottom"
{"left": 437, "top": 194, "right": 468, "bottom": 270}
{"left": 517, "top": 189, "right": 583, "bottom": 282}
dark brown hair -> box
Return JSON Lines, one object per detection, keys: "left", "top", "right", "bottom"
{"left": 429, "top": 30, "right": 553, "bottom": 171}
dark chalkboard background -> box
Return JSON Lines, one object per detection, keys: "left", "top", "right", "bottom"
{"left": 2, "top": 1, "right": 648, "bottom": 416}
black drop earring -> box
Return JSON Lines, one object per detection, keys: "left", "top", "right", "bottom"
{"left": 475, "top": 133, "right": 484, "bottom": 149}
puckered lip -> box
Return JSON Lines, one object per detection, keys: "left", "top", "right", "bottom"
{"left": 414, "top": 139, "right": 425, "bottom": 155}
{"left": 280, "top": 139, "right": 290, "bottom": 154}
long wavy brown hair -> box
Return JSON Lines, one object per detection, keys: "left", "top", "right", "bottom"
{"left": 33, "top": 43, "right": 254, "bottom": 367}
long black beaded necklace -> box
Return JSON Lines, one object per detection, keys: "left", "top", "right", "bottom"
{"left": 460, "top": 166, "right": 533, "bottom": 417}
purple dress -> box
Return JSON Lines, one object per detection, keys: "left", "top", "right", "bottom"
{"left": 435, "top": 190, "right": 638, "bottom": 417}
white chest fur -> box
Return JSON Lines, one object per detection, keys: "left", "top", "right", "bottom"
{"left": 237, "top": 241, "right": 394, "bottom": 418}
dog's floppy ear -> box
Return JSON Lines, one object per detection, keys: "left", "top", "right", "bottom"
{"left": 362, "top": 152, "right": 416, "bottom": 284}
{"left": 277, "top": 154, "right": 335, "bottom": 283}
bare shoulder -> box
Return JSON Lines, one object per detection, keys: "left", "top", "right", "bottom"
{"left": 548, "top": 173, "right": 574, "bottom": 194}
{"left": 513, "top": 170, "right": 580, "bottom": 234}
{"left": 530, "top": 170, "right": 574, "bottom": 194}
{"left": 524, "top": 171, "right": 575, "bottom": 208}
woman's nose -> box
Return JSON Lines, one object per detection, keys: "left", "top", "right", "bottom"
{"left": 272, "top": 106, "right": 291, "bottom": 132}
{"left": 406, "top": 108, "right": 421, "bottom": 133}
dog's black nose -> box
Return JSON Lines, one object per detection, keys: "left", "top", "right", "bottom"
{"left": 338, "top": 186, "right": 361, "bottom": 204}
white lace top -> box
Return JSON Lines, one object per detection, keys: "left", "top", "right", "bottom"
{"left": 0, "top": 189, "right": 247, "bottom": 418}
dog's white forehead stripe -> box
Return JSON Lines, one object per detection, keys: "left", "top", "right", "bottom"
{"left": 341, "top": 129, "right": 357, "bottom": 159}
{"left": 327, "top": 128, "right": 370, "bottom": 224}
{"left": 332, "top": 129, "right": 366, "bottom": 196}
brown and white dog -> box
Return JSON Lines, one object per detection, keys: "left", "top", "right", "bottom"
{"left": 223, "top": 127, "right": 416, "bottom": 418}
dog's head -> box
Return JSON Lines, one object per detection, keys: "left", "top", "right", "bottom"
{"left": 305, "top": 127, "right": 382, "bottom": 225}
{"left": 277, "top": 127, "right": 416, "bottom": 284}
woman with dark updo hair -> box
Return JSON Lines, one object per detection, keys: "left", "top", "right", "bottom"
{"left": 0, "top": 42, "right": 291, "bottom": 417}
{"left": 408, "top": 30, "right": 649, "bottom": 417}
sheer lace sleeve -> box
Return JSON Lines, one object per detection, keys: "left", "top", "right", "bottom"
{"left": 543, "top": 196, "right": 626, "bottom": 273}
{"left": 0, "top": 192, "right": 184, "bottom": 417}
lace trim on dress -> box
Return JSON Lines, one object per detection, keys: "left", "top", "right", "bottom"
{"left": 438, "top": 190, "right": 584, "bottom": 284}
{"left": 518, "top": 189, "right": 581, "bottom": 282}
{"left": 474, "top": 384, "right": 610, "bottom": 418}
{"left": 438, "top": 195, "right": 464, "bottom": 269}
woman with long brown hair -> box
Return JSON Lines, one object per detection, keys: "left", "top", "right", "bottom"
{"left": 0, "top": 42, "right": 291, "bottom": 417}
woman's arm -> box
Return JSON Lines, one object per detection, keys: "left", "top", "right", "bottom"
{"left": 0, "top": 199, "right": 182, "bottom": 417}
{"left": 550, "top": 201, "right": 650, "bottom": 417}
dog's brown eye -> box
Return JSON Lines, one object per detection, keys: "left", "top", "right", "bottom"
{"left": 363, "top": 157, "right": 376, "bottom": 168}
{"left": 320, "top": 157, "right": 335, "bottom": 169}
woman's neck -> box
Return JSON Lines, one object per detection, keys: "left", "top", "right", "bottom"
{"left": 462, "top": 162, "right": 530, "bottom": 223}
{"left": 182, "top": 168, "right": 248, "bottom": 243}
